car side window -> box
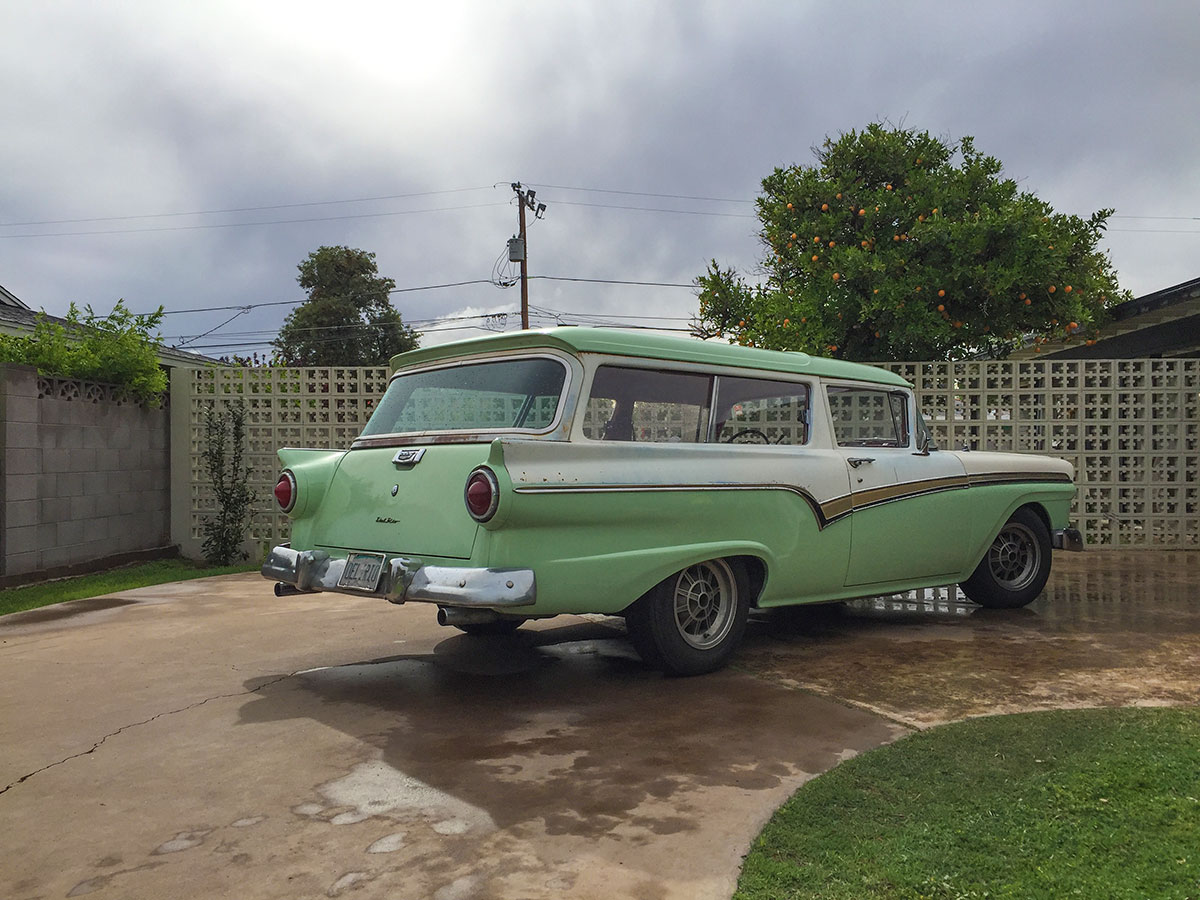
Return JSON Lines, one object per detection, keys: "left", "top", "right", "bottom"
{"left": 584, "top": 366, "right": 712, "bottom": 442}
{"left": 713, "top": 377, "right": 810, "bottom": 444}
{"left": 827, "top": 386, "right": 909, "bottom": 447}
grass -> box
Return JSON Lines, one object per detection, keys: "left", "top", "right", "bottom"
{"left": 736, "top": 707, "right": 1200, "bottom": 900}
{"left": 0, "top": 558, "right": 258, "bottom": 617}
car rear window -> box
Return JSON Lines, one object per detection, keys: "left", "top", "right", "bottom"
{"left": 361, "top": 357, "right": 567, "bottom": 436}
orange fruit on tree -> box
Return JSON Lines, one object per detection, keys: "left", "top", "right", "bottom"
{"left": 1025, "top": 298, "right": 1032, "bottom": 305}
{"left": 886, "top": 184, "right": 893, "bottom": 191}
{"left": 1048, "top": 285, "right": 1057, "bottom": 293}
{"left": 836, "top": 193, "right": 842, "bottom": 200}
{"left": 858, "top": 208, "right": 866, "bottom": 216}
{"left": 787, "top": 202, "right": 793, "bottom": 209}
{"left": 937, "top": 304, "right": 945, "bottom": 312}
{"left": 1068, "top": 321, "right": 1078, "bottom": 330}
{"left": 937, "top": 289, "right": 945, "bottom": 297}
{"left": 862, "top": 240, "right": 869, "bottom": 248}
{"left": 790, "top": 232, "right": 797, "bottom": 240}
{"left": 828, "top": 241, "right": 836, "bottom": 248}
{"left": 1064, "top": 285, "right": 1073, "bottom": 293}
{"left": 812, "top": 254, "right": 819, "bottom": 262}
{"left": 814, "top": 236, "right": 821, "bottom": 243}
{"left": 832, "top": 272, "right": 840, "bottom": 281}
{"left": 894, "top": 234, "right": 900, "bottom": 241}
{"left": 918, "top": 214, "right": 925, "bottom": 222}
{"left": 821, "top": 203, "right": 829, "bottom": 211}
{"left": 1019, "top": 292, "right": 1027, "bottom": 300}
{"left": 875, "top": 330, "right": 881, "bottom": 337}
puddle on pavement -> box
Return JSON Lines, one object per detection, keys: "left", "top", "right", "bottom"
{"left": 739, "top": 550, "right": 1200, "bottom": 726}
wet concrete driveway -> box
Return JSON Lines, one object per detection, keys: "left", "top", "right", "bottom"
{"left": 1, "top": 550, "right": 1196, "bottom": 899}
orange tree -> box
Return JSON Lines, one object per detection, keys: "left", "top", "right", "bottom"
{"left": 693, "top": 124, "right": 1129, "bottom": 359}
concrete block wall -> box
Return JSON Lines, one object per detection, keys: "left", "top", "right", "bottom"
{"left": 0, "top": 364, "right": 171, "bottom": 583}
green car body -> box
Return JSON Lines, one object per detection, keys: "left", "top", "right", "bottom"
{"left": 264, "top": 328, "right": 1081, "bottom": 674}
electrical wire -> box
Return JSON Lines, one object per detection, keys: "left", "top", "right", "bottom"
{"left": 0, "top": 202, "right": 509, "bottom": 239}
{"left": 527, "top": 183, "right": 753, "bottom": 204}
{"left": 0, "top": 186, "right": 498, "bottom": 228}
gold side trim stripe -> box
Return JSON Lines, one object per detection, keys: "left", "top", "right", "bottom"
{"left": 513, "top": 471, "right": 1073, "bottom": 530}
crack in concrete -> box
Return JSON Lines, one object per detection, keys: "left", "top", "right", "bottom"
{"left": 0, "top": 672, "right": 295, "bottom": 797}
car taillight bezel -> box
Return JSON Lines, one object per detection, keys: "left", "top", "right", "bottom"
{"left": 464, "top": 467, "right": 499, "bottom": 523}
{"left": 274, "top": 470, "right": 297, "bottom": 513}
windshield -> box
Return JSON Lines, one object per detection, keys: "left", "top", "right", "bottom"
{"left": 360, "top": 356, "right": 568, "bottom": 437}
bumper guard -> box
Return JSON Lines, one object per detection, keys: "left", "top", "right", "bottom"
{"left": 1051, "top": 527, "right": 1084, "bottom": 552}
{"left": 261, "top": 545, "right": 536, "bottom": 608}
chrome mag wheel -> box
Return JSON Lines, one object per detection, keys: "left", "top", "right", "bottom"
{"left": 671, "top": 559, "right": 738, "bottom": 650}
{"left": 986, "top": 522, "right": 1042, "bottom": 592}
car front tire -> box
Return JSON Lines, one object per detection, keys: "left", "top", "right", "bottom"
{"left": 625, "top": 558, "right": 750, "bottom": 676}
{"left": 960, "top": 507, "right": 1053, "bottom": 609}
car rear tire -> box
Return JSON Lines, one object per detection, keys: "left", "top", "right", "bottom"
{"left": 960, "top": 507, "right": 1052, "bottom": 609}
{"left": 625, "top": 558, "right": 750, "bottom": 676}
{"left": 454, "top": 618, "right": 526, "bottom": 636}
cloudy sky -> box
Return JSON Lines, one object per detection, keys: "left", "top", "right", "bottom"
{"left": 2, "top": 1, "right": 1197, "bottom": 356}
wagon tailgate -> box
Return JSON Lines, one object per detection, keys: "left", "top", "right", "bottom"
{"left": 308, "top": 444, "right": 492, "bottom": 559}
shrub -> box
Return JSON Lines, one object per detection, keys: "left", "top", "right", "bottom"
{"left": 0, "top": 300, "right": 168, "bottom": 404}
{"left": 200, "top": 402, "right": 255, "bottom": 565}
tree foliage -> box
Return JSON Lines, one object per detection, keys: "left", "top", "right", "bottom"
{"left": 0, "top": 300, "right": 168, "bottom": 403}
{"left": 272, "top": 245, "right": 419, "bottom": 365}
{"left": 693, "top": 124, "right": 1130, "bottom": 360}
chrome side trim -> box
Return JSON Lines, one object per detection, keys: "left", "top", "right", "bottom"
{"left": 262, "top": 545, "right": 536, "bottom": 608}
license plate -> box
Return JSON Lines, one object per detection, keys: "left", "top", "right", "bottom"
{"left": 338, "top": 552, "right": 386, "bottom": 592}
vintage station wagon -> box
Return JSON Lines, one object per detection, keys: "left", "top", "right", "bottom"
{"left": 263, "top": 328, "right": 1082, "bottom": 675}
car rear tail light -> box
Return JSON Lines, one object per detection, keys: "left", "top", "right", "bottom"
{"left": 274, "top": 471, "right": 297, "bottom": 513}
{"left": 465, "top": 467, "right": 499, "bottom": 522}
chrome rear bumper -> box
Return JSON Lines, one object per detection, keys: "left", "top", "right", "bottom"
{"left": 1052, "top": 527, "right": 1084, "bottom": 552}
{"left": 262, "top": 545, "right": 536, "bottom": 608}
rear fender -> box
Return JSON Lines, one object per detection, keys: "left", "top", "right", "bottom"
{"left": 277, "top": 448, "right": 345, "bottom": 519}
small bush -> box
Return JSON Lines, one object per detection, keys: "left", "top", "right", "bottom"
{"left": 200, "top": 402, "right": 255, "bottom": 565}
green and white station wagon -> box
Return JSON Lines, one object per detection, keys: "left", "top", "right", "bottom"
{"left": 263, "top": 327, "right": 1082, "bottom": 675}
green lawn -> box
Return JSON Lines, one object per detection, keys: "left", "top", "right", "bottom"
{"left": 0, "top": 558, "right": 258, "bottom": 616}
{"left": 736, "top": 707, "right": 1200, "bottom": 900}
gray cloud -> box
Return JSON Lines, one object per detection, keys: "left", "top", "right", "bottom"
{"left": 2, "top": 0, "right": 1196, "bottom": 355}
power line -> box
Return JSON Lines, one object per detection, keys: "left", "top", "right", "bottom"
{"left": 551, "top": 199, "right": 756, "bottom": 219}
{"left": 0, "top": 202, "right": 509, "bottom": 239}
{"left": 531, "top": 275, "right": 694, "bottom": 288}
{"left": 0, "top": 186, "right": 496, "bottom": 228}
{"left": 528, "top": 183, "right": 753, "bottom": 205}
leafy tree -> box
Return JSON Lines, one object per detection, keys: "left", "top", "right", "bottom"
{"left": 272, "top": 246, "right": 419, "bottom": 365}
{"left": 693, "top": 124, "right": 1130, "bottom": 360}
{"left": 0, "top": 300, "right": 168, "bottom": 403}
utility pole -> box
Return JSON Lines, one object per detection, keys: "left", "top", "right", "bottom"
{"left": 509, "top": 183, "right": 546, "bottom": 329}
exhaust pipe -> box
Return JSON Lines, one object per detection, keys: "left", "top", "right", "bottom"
{"left": 437, "top": 607, "right": 502, "bottom": 627}
{"left": 274, "top": 582, "right": 306, "bottom": 597}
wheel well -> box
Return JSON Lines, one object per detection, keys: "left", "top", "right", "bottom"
{"left": 730, "top": 555, "right": 767, "bottom": 606}
{"left": 1017, "top": 502, "right": 1052, "bottom": 535}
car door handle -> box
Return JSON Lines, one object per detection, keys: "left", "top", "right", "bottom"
{"left": 847, "top": 457, "right": 875, "bottom": 468}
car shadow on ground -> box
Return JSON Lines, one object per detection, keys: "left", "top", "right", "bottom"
{"left": 236, "top": 618, "right": 897, "bottom": 842}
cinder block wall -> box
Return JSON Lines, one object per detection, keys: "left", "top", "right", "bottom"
{"left": 0, "top": 364, "right": 171, "bottom": 583}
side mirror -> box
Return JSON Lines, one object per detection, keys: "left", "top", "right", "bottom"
{"left": 914, "top": 430, "right": 931, "bottom": 456}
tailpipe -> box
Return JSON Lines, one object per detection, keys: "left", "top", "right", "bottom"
{"left": 274, "top": 582, "right": 306, "bottom": 597}
{"left": 437, "top": 607, "right": 501, "bottom": 628}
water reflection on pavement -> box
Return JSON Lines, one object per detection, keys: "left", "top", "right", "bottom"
{"left": 738, "top": 550, "right": 1200, "bottom": 727}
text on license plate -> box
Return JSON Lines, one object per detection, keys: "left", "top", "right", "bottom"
{"left": 338, "top": 552, "right": 386, "bottom": 591}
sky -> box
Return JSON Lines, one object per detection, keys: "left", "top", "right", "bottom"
{"left": 2, "top": 0, "right": 1198, "bottom": 357}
